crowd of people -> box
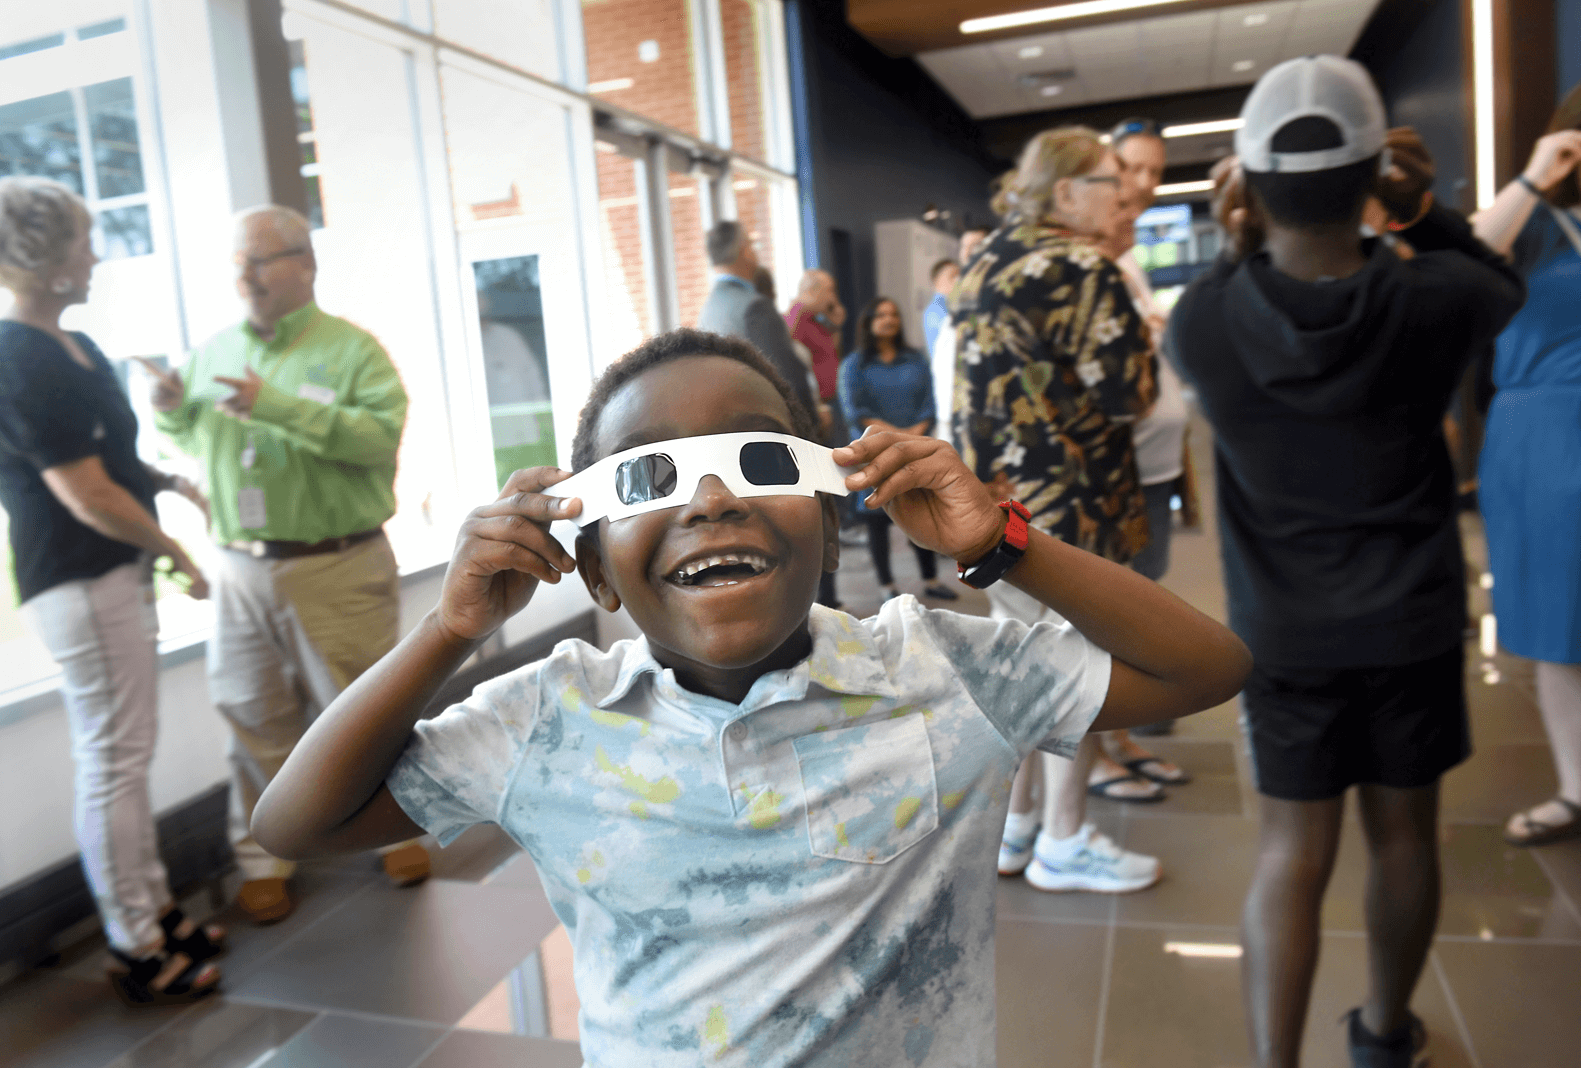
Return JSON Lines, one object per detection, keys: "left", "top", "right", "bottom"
{"left": 2, "top": 47, "right": 1579, "bottom": 1068}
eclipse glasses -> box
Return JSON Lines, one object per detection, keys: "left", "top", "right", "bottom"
{"left": 553, "top": 432, "right": 860, "bottom": 528}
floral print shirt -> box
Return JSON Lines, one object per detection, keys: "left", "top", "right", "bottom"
{"left": 387, "top": 597, "right": 1109, "bottom": 1067}
{"left": 950, "top": 222, "right": 1157, "bottom": 562}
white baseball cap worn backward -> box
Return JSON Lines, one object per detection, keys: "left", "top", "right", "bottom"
{"left": 1235, "top": 55, "right": 1388, "bottom": 174}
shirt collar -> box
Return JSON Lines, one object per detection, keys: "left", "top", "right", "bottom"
{"left": 597, "top": 605, "right": 897, "bottom": 714}
{"left": 246, "top": 300, "right": 319, "bottom": 347}
{"left": 715, "top": 273, "right": 755, "bottom": 291}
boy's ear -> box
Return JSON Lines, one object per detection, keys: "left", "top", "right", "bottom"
{"left": 820, "top": 494, "right": 840, "bottom": 574}
{"left": 575, "top": 531, "right": 622, "bottom": 613}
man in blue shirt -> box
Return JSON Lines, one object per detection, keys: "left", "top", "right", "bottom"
{"left": 922, "top": 258, "right": 959, "bottom": 356}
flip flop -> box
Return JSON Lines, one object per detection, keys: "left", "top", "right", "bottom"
{"left": 1504, "top": 797, "right": 1581, "bottom": 847}
{"left": 1124, "top": 756, "right": 1192, "bottom": 786}
{"left": 1086, "top": 773, "right": 1165, "bottom": 803}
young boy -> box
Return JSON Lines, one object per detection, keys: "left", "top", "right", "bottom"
{"left": 1168, "top": 58, "right": 1524, "bottom": 1068}
{"left": 252, "top": 329, "right": 1249, "bottom": 1067}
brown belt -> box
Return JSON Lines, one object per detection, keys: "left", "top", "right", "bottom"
{"left": 226, "top": 527, "right": 384, "bottom": 560}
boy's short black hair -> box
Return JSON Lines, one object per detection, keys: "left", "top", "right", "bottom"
{"left": 929, "top": 258, "right": 959, "bottom": 283}
{"left": 1244, "top": 116, "right": 1379, "bottom": 228}
{"left": 571, "top": 328, "right": 820, "bottom": 473}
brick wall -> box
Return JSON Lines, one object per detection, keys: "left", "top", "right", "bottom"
{"left": 582, "top": 0, "right": 699, "bottom": 136}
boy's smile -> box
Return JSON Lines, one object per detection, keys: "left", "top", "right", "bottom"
{"left": 577, "top": 356, "right": 839, "bottom": 703}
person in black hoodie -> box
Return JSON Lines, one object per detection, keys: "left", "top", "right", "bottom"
{"left": 1169, "top": 58, "right": 1523, "bottom": 1068}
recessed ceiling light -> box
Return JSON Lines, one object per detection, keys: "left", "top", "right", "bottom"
{"left": 1040, "top": 84, "right": 1063, "bottom": 96}
{"left": 1018, "top": 45, "right": 1045, "bottom": 59}
{"left": 1242, "top": 12, "right": 1269, "bottom": 26}
{"left": 1232, "top": 59, "right": 1256, "bottom": 72}
{"left": 962, "top": 0, "right": 1194, "bottom": 34}
{"left": 1163, "top": 941, "right": 1243, "bottom": 958}
{"left": 1162, "top": 118, "right": 1244, "bottom": 137}
{"left": 1154, "top": 180, "right": 1215, "bottom": 196}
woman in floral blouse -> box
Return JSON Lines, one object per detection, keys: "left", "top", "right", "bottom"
{"left": 953, "top": 127, "right": 1169, "bottom": 893}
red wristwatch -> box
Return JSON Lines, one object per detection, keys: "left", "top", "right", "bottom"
{"left": 958, "top": 500, "right": 1031, "bottom": 589}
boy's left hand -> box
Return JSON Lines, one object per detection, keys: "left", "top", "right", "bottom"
{"left": 834, "top": 430, "right": 1006, "bottom": 564}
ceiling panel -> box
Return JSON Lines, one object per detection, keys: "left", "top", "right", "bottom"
{"left": 1063, "top": 22, "right": 1143, "bottom": 101}
{"left": 987, "top": 30, "right": 1074, "bottom": 71}
{"left": 916, "top": 47, "right": 1029, "bottom": 117}
{"left": 1285, "top": 0, "right": 1373, "bottom": 54}
{"left": 913, "top": 0, "right": 1382, "bottom": 122}
{"left": 1138, "top": 12, "right": 1217, "bottom": 96}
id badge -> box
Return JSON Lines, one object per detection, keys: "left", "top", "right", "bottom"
{"left": 297, "top": 382, "right": 336, "bottom": 405}
{"left": 237, "top": 487, "right": 267, "bottom": 529}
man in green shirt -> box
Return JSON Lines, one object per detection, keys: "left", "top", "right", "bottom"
{"left": 147, "top": 205, "right": 427, "bottom": 923}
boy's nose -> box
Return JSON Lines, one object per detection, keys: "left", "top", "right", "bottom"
{"left": 679, "top": 474, "right": 749, "bottom": 524}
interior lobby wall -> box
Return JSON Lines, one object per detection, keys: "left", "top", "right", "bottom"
{"left": 1362, "top": 0, "right": 1471, "bottom": 210}
{"left": 785, "top": 0, "right": 994, "bottom": 349}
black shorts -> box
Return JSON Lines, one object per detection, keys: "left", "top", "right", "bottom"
{"left": 1241, "top": 645, "right": 1471, "bottom": 802}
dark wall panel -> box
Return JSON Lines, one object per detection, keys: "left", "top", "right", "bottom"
{"left": 1561, "top": 0, "right": 1581, "bottom": 99}
{"left": 787, "top": 0, "right": 997, "bottom": 349}
{"left": 1360, "top": 0, "right": 1471, "bottom": 210}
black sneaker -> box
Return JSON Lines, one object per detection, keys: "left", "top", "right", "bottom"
{"left": 1345, "top": 1008, "right": 1428, "bottom": 1068}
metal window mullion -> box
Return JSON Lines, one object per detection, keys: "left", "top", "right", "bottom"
{"left": 709, "top": 167, "right": 736, "bottom": 223}
{"left": 70, "top": 85, "right": 100, "bottom": 206}
{"left": 694, "top": 0, "right": 732, "bottom": 151}
{"left": 636, "top": 141, "right": 679, "bottom": 333}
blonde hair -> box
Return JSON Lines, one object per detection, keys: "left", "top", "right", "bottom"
{"left": 992, "top": 126, "right": 1108, "bottom": 223}
{"left": 0, "top": 177, "right": 92, "bottom": 295}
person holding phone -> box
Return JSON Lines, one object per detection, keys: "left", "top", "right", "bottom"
{"left": 147, "top": 204, "right": 424, "bottom": 925}
{"left": 0, "top": 177, "right": 223, "bottom": 1006}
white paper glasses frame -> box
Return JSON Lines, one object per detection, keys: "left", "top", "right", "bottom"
{"left": 554, "top": 432, "right": 858, "bottom": 528}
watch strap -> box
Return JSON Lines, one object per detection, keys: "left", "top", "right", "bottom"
{"left": 957, "top": 500, "right": 1031, "bottom": 589}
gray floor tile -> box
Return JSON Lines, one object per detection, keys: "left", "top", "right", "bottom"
{"left": 1113, "top": 813, "right": 1261, "bottom": 928}
{"left": 1300, "top": 939, "right": 1476, "bottom": 1068}
{"left": 102, "top": 1000, "right": 317, "bottom": 1068}
{"left": 413, "top": 1029, "right": 584, "bottom": 1068}
{"left": 995, "top": 918, "right": 1106, "bottom": 1068}
{"left": 3, "top": 971, "right": 194, "bottom": 1068}
{"left": 227, "top": 879, "right": 559, "bottom": 1025}
{"left": 1435, "top": 939, "right": 1581, "bottom": 1067}
{"left": 1441, "top": 743, "right": 1559, "bottom": 824}
{"left": 255, "top": 1011, "right": 447, "bottom": 1068}
{"left": 206, "top": 868, "right": 379, "bottom": 983}
{"left": 1100, "top": 925, "right": 1250, "bottom": 1068}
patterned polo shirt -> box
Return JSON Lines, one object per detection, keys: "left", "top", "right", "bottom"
{"left": 388, "top": 596, "right": 1109, "bottom": 1068}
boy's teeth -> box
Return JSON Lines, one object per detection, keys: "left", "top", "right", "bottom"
{"left": 673, "top": 553, "right": 769, "bottom": 582}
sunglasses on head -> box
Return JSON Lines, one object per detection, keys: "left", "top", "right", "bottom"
{"left": 553, "top": 432, "right": 859, "bottom": 527}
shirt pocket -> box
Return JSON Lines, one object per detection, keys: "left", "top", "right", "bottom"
{"left": 792, "top": 715, "right": 939, "bottom": 864}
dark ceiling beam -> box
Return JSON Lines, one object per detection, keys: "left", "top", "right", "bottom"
{"left": 848, "top": 0, "right": 1279, "bottom": 56}
{"left": 976, "top": 84, "right": 1252, "bottom": 161}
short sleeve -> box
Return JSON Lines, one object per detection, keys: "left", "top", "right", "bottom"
{"left": 0, "top": 349, "right": 98, "bottom": 472}
{"left": 917, "top": 605, "right": 1110, "bottom": 759}
{"left": 385, "top": 665, "right": 544, "bottom": 846}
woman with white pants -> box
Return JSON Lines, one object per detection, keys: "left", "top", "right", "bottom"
{"left": 0, "top": 177, "right": 223, "bottom": 1006}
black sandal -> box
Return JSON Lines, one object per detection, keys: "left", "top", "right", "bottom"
{"left": 107, "top": 945, "right": 220, "bottom": 1007}
{"left": 160, "top": 907, "right": 227, "bottom": 963}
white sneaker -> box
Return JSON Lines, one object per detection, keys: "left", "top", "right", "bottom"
{"left": 1024, "top": 824, "right": 1161, "bottom": 894}
{"left": 998, "top": 831, "right": 1038, "bottom": 875}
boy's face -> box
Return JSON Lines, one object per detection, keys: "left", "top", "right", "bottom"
{"left": 577, "top": 356, "right": 839, "bottom": 693}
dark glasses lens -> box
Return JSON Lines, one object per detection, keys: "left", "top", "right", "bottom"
{"left": 615, "top": 453, "right": 678, "bottom": 505}
{"left": 739, "top": 441, "right": 800, "bottom": 486}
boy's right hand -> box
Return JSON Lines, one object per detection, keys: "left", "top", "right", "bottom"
{"left": 436, "top": 468, "right": 581, "bottom": 644}
{"left": 1210, "top": 156, "right": 1263, "bottom": 260}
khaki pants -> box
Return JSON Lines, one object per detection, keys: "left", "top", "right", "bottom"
{"left": 208, "top": 533, "right": 407, "bottom": 880}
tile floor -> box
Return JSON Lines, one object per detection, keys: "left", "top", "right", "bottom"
{"left": 5, "top": 422, "right": 1580, "bottom": 1067}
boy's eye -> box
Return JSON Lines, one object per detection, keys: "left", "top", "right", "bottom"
{"left": 616, "top": 454, "right": 678, "bottom": 505}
